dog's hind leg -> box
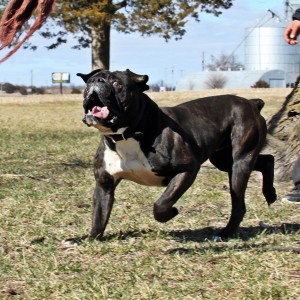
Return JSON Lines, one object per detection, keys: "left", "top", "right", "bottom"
{"left": 218, "top": 157, "right": 254, "bottom": 239}
{"left": 253, "top": 154, "right": 277, "bottom": 205}
{"left": 216, "top": 122, "right": 265, "bottom": 239}
{"left": 209, "top": 147, "right": 232, "bottom": 172}
{"left": 211, "top": 148, "right": 272, "bottom": 238}
{"left": 210, "top": 151, "right": 277, "bottom": 206}
{"left": 210, "top": 149, "right": 248, "bottom": 238}
{"left": 153, "top": 168, "right": 199, "bottom": 223}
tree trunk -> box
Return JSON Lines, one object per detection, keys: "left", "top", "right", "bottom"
{"left": 91, "top": 22, "right": 111, "bottom": 70}
{"left": 266, "top": 83, "right": 300, "bottom": 181}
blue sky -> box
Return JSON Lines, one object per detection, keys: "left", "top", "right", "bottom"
{"left": 0, "top": 0, "right": 291, "bottom": 87}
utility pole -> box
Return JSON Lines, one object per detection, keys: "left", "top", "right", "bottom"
{"left": 171, "top": 65, "right": 175, "bottom": 91}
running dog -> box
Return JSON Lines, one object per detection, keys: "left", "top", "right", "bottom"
{"left": 76, "top": 69, "right": 277, "bottom": 240}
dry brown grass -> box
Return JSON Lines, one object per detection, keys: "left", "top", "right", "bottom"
{"left": 0, "top": 87, "right": 291, "bottom": 119}
{"left": 147, "top": 88, "right": 292, "bottom": 120}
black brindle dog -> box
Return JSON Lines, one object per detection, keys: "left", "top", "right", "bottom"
{"left": 76, "top": 69, "right": 277, "bottom": 241}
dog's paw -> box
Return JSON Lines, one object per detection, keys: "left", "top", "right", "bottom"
{"left": 153, "top": 206, "right": 179, "bottom": 223}
{"left": 217, "top": 228, "right": 237, "bottom": 240}
{"left": 264, "top": 187, "right": 277, "bottom": 205}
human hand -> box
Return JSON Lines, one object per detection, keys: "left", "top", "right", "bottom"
{"left": 284, "top": 20, "right": 300, "bottom": 44}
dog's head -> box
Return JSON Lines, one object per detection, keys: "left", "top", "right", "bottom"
{"left": 77, "top": 69, "right": 149, "bottom": 134}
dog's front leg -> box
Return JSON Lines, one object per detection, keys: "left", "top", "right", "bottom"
{"left": 89, "top": 173, "right": 116, "bottom": 239}
{"left": 153, "top": 170, "right": 198, "bottom": 223}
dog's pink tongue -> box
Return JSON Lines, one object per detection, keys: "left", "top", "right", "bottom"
{"left": 92, "top": 106, "right": 109, "bottom": 119}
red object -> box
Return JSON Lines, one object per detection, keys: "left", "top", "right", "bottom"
{"left": 0, "top": 0, "right": 55, "bottom": 63}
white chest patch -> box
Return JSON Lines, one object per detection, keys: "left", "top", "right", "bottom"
{"left": 103, "top": 139, "right": 165, "bottom": 186}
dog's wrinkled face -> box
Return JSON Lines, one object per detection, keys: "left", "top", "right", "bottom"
{"left": 77, "top": 69, "right": 149, "bottom": 134}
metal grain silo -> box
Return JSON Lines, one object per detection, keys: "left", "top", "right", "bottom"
{"left": 244, "top": 19, "right": 300, "bottom": 86}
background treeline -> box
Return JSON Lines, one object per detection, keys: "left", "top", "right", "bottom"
{"left": 0, "top": 82, "right": 83, "bottom": 95}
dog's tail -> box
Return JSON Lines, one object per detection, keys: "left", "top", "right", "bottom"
{"left": 250, "top": 98, "right": 265, "bottom": 112}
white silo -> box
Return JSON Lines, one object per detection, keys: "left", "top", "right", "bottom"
{"left": 176, "top": 2, "right": 300, "bottom": 91}
{"left": 244, "top": 17, "right": 300, "bottom": 87}
{"left": 285, "top": 0, "right": 300, "bottom": 19}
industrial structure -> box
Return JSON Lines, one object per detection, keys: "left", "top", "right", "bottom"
{"left": 176, "top": 1, "right": 300, "bottom": 90}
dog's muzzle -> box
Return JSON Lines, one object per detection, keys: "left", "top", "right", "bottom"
{"left": 82, "top": 115, "right": 90, "bottom": 126}
{"left": 82, "top": 110, "right": 99, "bottom": 127}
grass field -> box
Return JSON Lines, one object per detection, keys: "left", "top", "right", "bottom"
{"left": 0, "top": 89, "right": 299, "bottom": 299}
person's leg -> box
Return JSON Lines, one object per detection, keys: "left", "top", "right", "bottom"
{"left": 282, "top": 155, "right": 300, "bottom": 203}
{"left": 292, "top": 155, "right": 300, "bottom": 186}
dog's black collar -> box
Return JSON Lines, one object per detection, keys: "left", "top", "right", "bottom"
{"left": 105, "top": 130, "right": 144, "bottom": 143}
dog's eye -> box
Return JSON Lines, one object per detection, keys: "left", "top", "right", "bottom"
{"left": 112, "top": 81, "right": 122, "bottom": 90}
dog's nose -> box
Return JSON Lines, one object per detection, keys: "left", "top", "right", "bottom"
{"left": 82, "top": 116, "right": 87, "bottom": 124}
{"left": 82, "top": 116, "right": 91, "bottom": 126}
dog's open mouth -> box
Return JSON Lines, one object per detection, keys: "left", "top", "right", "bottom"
{"left": 88, "top": 104, "right": 117, "bottom": 124}
{"left": 85, "top": 105, "right": 117, "bottom": 126}
{"left": 84, "top": 92, "right": 118, "bottom": 127}
{"left": 91, "top": 105, "right": 110, "bottom": 119}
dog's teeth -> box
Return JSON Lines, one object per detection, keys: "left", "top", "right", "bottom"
{"left": 109, "top": 116, "right": 117, "bottom": 124}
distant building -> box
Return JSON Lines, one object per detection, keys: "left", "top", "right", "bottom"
{"left": 176, "top": 15, "right": 300, "bottom": 90}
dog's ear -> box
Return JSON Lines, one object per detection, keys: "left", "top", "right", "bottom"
{"left": 77, "top": 69, "right": 102, "bottom": 83}
{"left": 126, "top": 69, "right": 149, "bottom": 91}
